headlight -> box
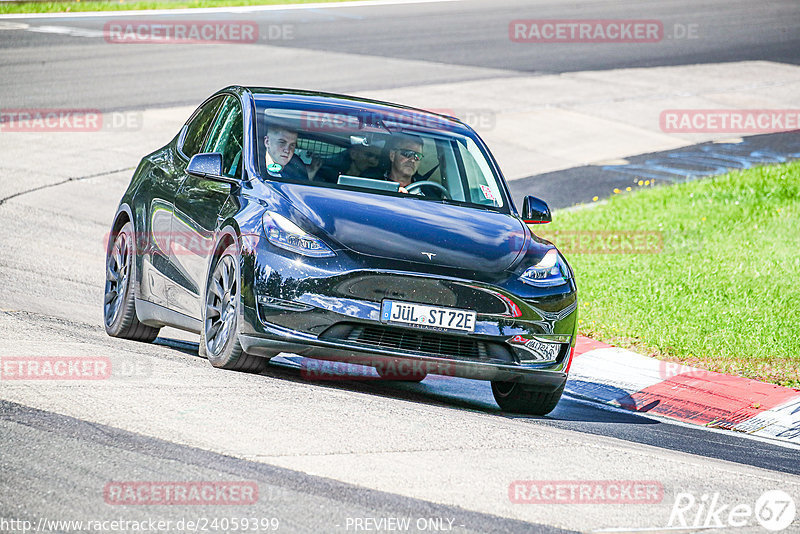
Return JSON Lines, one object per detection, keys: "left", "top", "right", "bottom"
{"left": 262, "top": 212, "right": 335, "bottom": 258}
{"left": 520, "top": 249, "right": 571, "bottom": 287}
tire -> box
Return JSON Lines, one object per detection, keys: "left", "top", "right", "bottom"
{"left": 199, "top": 243, "right": 268, "bottom": 374}
{"left": 491, "top": 381, "right": 565, "bottom": 415}
{"left": 104, "top": 221, "right": 160, "bottom": 342}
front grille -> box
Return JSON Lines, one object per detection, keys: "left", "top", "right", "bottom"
{"left": 321, "top": 323, "right": 514, "bottom": 362}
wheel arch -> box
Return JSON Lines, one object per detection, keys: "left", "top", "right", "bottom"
{"left": 108, "top": 204, "right": 142, "bottom": 299}
{"left": 203, "top": 223, "right": 243, "bottom": 304}
{"left": 213, "top": 223, "right": 241, "bottom": 259}
{"left": 109, "top": 204, "right": 135, "bottom": 244}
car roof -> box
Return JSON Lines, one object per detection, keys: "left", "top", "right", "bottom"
{"left": 222, "top": 86, "right": 472, "bottom": 136}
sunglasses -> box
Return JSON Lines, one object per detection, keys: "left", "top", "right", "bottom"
{"left": 397, "top": 149, "right": 423, "bottom": 161}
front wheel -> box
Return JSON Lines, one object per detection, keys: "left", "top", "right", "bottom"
{"left": 199, "top": 243, "right": 268, "bottom": 374}
{"left": 491, "top": 381, "right": 564, "bottom": 415}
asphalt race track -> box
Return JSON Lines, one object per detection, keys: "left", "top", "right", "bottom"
{"left": 1, "top": 1, "right": 800, "bottom": 532}
{"left": 1, "top": 0, "right": 799, "bottom": 110}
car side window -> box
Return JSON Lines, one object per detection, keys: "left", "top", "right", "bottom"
{"left": 181, "top": 96, "right": 224, "bottom": 160}
{"left": 455, "top": 138, "right": 504, "bottom": 207}
{"left": 202, "top": 95, "right": 244, "bottom": 179}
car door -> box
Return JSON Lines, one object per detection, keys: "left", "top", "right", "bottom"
{"left": 169, "top": 94, "right": 244, "bottom": 319}
{"left": 143, "top": 95, "right": 224, "bottom": 313}
{"left": 137, "top": 96, "right": 223, "bottom": 308}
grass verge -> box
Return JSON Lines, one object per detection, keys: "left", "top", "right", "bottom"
{"left": 540, "top": 160, "right": 800, "bottom": 388}
{"left": 0, "top": 0, "right": 353, "bottom": 15}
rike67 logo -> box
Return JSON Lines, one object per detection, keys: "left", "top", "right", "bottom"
{"left": 669, "top": 490, "right": 796, "bottom": 531}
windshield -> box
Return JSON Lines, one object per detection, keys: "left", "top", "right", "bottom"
{"left": 254, "top": 101, "right": 508, "bottom": 210}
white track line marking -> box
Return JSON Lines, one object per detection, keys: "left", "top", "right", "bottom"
{"left": 0, "top": 21, "right": 29, "bottom": 29}
{"left": 0, "top": 0, "right": 461, "bottom": 20}
{"left": 25, "top": 24, "right": 106, "bottom": 37}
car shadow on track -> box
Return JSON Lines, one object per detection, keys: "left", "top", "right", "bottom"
{"left": 153, "top": 337, "right": 202, "bottom": 357}
{"left": 152, "top": 337, "right": 657, "bottom": 425}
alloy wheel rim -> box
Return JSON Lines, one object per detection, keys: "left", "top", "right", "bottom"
{"left": 104, "top": 231, "right": 130, "bottom": 327}
{"left": 205, "top": 256, "right": 237, "bottom": 356}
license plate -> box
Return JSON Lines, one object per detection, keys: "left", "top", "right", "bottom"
{"left": 380, "top": 300, "right": 477, "bottom": 333}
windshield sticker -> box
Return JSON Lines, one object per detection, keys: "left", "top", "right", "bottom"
{"left": 267, "top": 163, "right": 283, "bottom": 175}
{"left": 480, "top": 184, "right": 496, "bottom": 201}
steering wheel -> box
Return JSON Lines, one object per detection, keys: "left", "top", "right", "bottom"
{"left": 405, "top": 181, "right": 450, "bottom": 199}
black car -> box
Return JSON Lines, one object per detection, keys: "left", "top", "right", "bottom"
{"left": 104, "top": 86, "right": 577, "bottom": 415}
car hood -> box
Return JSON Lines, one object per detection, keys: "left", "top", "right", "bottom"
{"left": 273, "top": 182, "right": 528, "bottom": 272}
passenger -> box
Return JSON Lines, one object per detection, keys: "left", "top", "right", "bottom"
{"left": 263, "top": 125, "right": 321, "bottom": 181}
{"left": 314, "top": 141, "right": 384, "bottom": 183}
{"left": 343, "top": 144, "right": 383, "bottom": 178}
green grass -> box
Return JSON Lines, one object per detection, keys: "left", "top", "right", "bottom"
{"left": 0, "top": 0, "right": 354, "bottom": 15}
{"left": 540, "top": 161, "right": 800, "bottom": 388}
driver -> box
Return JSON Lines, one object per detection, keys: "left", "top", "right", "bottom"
{"left": 385, "top": 134, "right": 427, "bottom": 193}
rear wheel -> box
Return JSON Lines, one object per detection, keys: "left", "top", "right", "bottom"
{"left": 491, "top": 381, "right": 564, "bottom": 415}
{"left": 104, "top": 221, "right": 160, "bottom": 342}
{"left": 200, "top": 243, "right": 268, "bottom": 374}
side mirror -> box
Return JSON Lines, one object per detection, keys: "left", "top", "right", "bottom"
{"left": 186, "top": 153, "right": 238, "bottom": 184}
{"left": 521, "top": 195, "right": 551, "bottom": 224}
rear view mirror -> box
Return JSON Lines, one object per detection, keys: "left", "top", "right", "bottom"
{"left": 187, "top": 153, "right": 238, "bottom": 185}
{"left": 521, "top": 195, "right": 552, "bottom": 224}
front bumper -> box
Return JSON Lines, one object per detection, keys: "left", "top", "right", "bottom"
{"left": 238, "top": 244, "right": 577, "bottom": 388}
{"left": 240, "top": 329, "right": 568, "bottom": 388}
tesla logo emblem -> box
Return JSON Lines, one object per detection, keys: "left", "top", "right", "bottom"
{"left": 421, "top": 252, "right": 436, "bottom": 260}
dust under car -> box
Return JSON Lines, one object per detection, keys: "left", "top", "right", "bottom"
{"left": 104, "top": 87, "right": 578, "bottom": 415}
